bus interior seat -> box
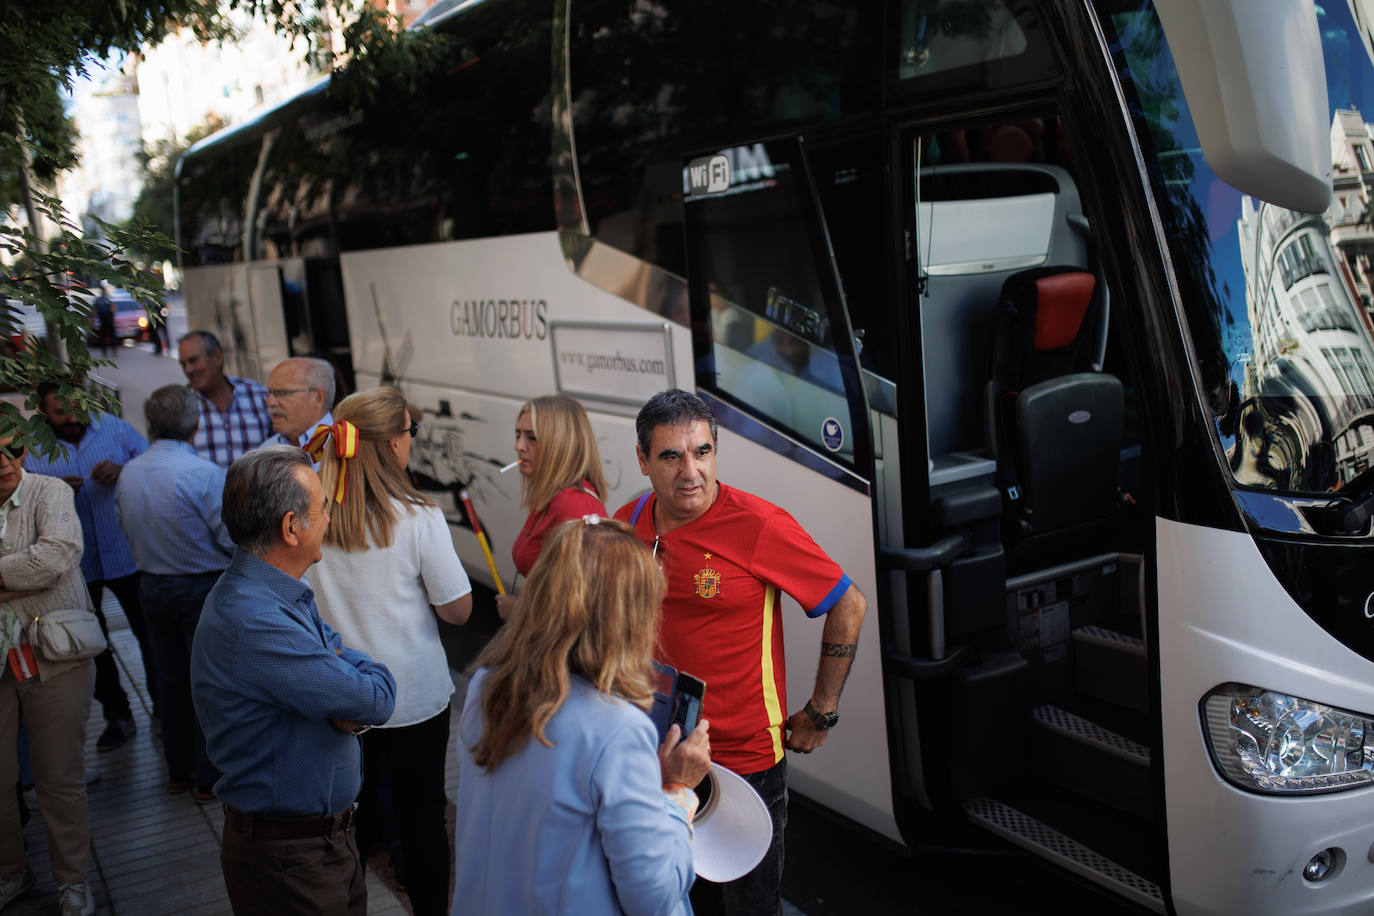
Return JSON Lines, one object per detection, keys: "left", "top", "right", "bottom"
{"left": 986, "top": 266, "right": 1123, "bottom": 539}
{"left": 918, "top": 163, "right": 1089, "bottom": 461}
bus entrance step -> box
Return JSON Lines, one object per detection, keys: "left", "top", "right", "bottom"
{"left": 1072, "top": 625, "right": 1149, "bottom": 713}
{"left": 964, "top": 796, "right": 1164, "bottom": 914}
{"left": 1032, "top": 705, "right": 1149, "bottom": 765}
{"left": 1030, "top": 704, "right": 1152, "bottom": 818}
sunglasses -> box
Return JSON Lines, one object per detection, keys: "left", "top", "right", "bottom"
{"left": 0, "top": 443, "right": 24, "bottom": 460}
{"left": 407, "top": 419, "right": 420, "bottom": 438}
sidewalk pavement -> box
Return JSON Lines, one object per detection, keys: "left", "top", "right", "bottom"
{"left": 11, "top": 592, "right": 451, "bottom": 915}
{"left": 89, "top": 345, "right": 186, "bottom": 441}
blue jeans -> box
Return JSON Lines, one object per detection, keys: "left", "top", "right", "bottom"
{"left": 141, "top": 571, "right": 221, "bottom": 787}
{"left": 691, "top": 758, "right": 787, "bottom": 916}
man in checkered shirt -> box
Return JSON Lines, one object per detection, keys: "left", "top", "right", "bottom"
{"left": 177, "top": 331, "right": 273, "bottom": 468}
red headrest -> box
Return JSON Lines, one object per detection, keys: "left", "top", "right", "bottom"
{"left": 1031, "top": 271, "right": 1095, "bottom": 351}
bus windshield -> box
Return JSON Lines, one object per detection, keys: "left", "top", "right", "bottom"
{"left": 1101, "top": 0, "right": 1374, "bottom": 494}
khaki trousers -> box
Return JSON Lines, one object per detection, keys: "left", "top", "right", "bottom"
{"left": 0, "top": 660, "right": 93, "bottom": 885}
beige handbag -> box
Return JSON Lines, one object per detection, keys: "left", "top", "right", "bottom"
{"left": 27, "top": 608, "right": 107, "bottom": 662}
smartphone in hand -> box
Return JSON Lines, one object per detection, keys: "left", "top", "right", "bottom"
{"left": 671, "top": 672, "right": 706, "bottom": 737}
{"left": 651, "top": 661, "right": 677, "bottom": 743}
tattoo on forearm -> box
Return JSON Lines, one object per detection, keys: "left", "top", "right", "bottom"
{"left": 821, "top": 642, "right": 857, "bottom": 659}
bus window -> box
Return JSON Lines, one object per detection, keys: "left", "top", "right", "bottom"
{"left": 568, "top": 0, "right": 883, "bottom": 280}
{"left": 684, "top": 138, "right": 859, "bottom": 463}
{"left": 1099, "top": 0, "right": 1374, "bottom": 494}
{"left": 249, "top": 0, "right": 554, "bottom": 260}
{"left": 807, "top": 134, "right": 895, "bottom": 382}
{"left": 894, "top": 0, "right": 1028, "bottom": 79}
{"left": 254, "top": 105, "right": 339, "bottom": 261}
{"left": 885, "top": 0, "right": 1056, "bottom": 100}
{"left": 178, "top": 138, "right": 258, "bottom": 266}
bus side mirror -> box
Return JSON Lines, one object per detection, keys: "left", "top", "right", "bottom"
{"left": 1154, "top": 0, "right": 1332, "bottom": 214}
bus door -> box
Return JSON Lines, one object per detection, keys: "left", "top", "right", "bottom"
{"left": 894, "top": 110, "right": 1164, "bottom": 909}
{"left": 245, "top": 264, "right": 290, "bottom": 380}
{"left": 299, "top": 256, "right": 355, "bottom": 396}
{"left": 679, "top": 136, "right": 904, "bottom": 843}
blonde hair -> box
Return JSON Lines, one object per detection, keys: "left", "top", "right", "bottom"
{"left": 519, "top": 395, "right": 610, "bottom": 513}
{"left": 469, "top": 518, "right": 663, "bottom": 770}
{"left": 319, "top": 387, "right": 434, "bottom": 552}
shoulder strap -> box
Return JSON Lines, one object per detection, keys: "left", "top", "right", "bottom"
{"left": 628, "top": 492, "right": 652, "bottom": 526}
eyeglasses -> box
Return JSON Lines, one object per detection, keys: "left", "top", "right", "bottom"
{"left": 0, "top": 443, "right": 24, "bottom": 460}
{"left": 266, "top": 387, "right": 311, "bottom": 399}
{"left": 407, "top": 419, "right": 420, "bottom": 438}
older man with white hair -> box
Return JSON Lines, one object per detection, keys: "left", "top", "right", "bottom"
{"left": 260, "top": 358, "right": 336, "bottom": 468}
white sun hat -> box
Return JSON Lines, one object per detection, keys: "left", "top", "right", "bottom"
{"left": 691, "top": 762, "right": 773, "bottom": 882}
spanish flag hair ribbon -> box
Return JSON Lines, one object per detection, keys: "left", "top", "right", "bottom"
{"left": 305, "top": 420, "right": 360, "bottom": 503}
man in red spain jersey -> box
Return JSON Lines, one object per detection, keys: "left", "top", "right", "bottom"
{"left": 614, "top": 389, "right": 866, "bottom": 916}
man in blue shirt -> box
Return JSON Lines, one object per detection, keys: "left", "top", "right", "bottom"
{"left": 116, "top": 385, "right": 236, "bottom": 802}
{"left": 27, "top": 382, "right": 152, "bottom": 752}
{"left": 191, "top": 445, "right": 396, "bottom": 916}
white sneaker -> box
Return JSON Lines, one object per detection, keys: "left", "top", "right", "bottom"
{"left": 57, "top": 881, "right": 94, "bottom": 916}
{"left": 0, "top": 869, "right": 34, "bottom": 911}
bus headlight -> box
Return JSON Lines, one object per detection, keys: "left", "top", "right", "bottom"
{"left": 1202, "top": 684, "right": 1374, "bottom": 795}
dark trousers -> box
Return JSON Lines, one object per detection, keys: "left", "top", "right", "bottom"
{"left": 97, "top": 316, "right": 114, "bottom": 355}
{"left": 141, "top": 571, "right": 220, "bottom": 787}
{"left": 88, "top": 573, "right": 157, "bottom": 721}
{"left": 358, "top": 706, "right": 451, "bottom": 916}
{"left": 220, "top": 820, "right": 366, "bottom": 915}
{"left": 691, "top": 758, "right": 787, "bottom": 916}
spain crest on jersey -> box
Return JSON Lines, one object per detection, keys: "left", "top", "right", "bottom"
{"left": 694, "top": 553, "right": 721, "bottom": 598}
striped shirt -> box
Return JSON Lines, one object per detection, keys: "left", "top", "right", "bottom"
{"left": 114, "top": 439, "right": 235, "bottom": 575}
{"left": 26, "top": 414, "right": 149, "bottom": 583}
{"left": 192, "top": 376, "right": 272, "bottom": 468}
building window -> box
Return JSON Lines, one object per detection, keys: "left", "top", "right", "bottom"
{"left": 1277, "top": 234, "right": 1329, "bottom": 290}
{"left": 1356, "top": 145, "right": 1372, "bottom": 172}
{"left": 1295, "top": 282, "right": 1356, "bottom": 332}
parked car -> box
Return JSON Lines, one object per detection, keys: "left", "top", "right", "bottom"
{"left": 108, "top": 289, "right": 147, "bottom": 340}
{"left": 87, "top": 287, "right": 161, "bottom": 344}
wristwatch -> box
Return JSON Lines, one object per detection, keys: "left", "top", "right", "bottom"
{"left": 803, "top": 700, "right": 839, "bottom": 730}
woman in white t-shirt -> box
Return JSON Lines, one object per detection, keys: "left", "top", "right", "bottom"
{"left": 306, "top": 386, "right": 472, "bottom": 916}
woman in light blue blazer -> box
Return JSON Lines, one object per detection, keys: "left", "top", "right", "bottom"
{"left": 452, "top": 516, "right": 711, "bottom": 916}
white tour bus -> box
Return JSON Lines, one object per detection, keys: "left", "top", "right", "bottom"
{"left": 176, "top": 0, "right": 1374, "bottom": 911}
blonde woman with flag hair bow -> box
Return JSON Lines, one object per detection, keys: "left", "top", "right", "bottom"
{"left": 305, "top": 386, "right": 473, "bottom": 916}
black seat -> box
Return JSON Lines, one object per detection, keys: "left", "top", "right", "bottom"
{"left": 986, "top": 266, "right": 1123, "bottom": 537}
